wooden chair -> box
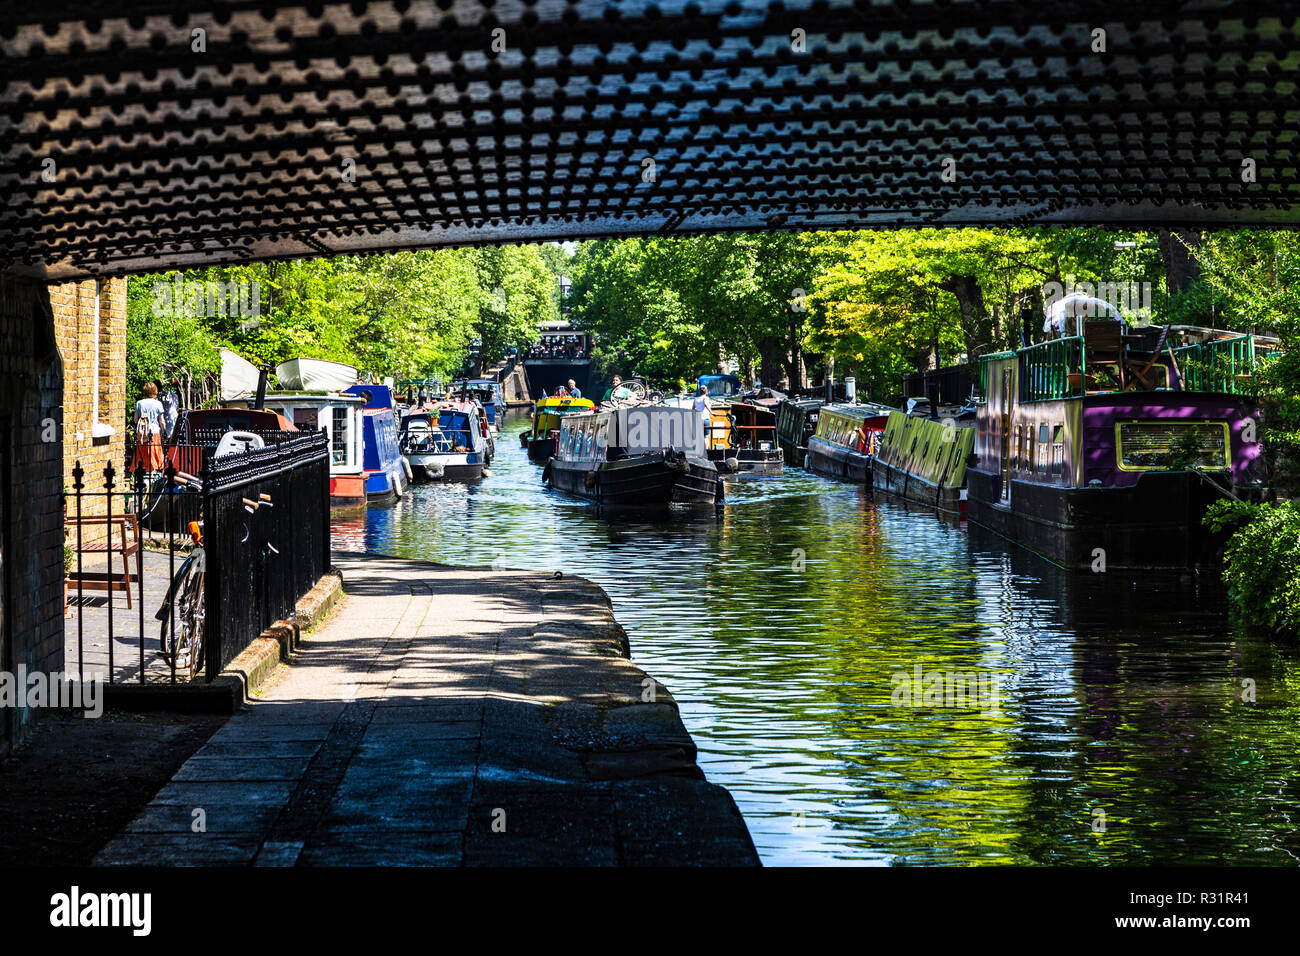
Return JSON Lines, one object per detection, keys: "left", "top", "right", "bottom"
{"left": 1125, "top": 325, "right": 1170, "bottom": 391}
{"left": 1083, "top": 319, "right": 1126, "bottom": 392}
{"left": 65, "top": 514, "right": 142, "bottom": 608}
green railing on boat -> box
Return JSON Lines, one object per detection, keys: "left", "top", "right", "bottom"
{"left": 978, "top": 332, "right": 1270, "bottom": 402}
{"left": 1018, "top": 336, "right": 1085, "bottom": 402}
{"left": 1170, "top": 334, "right": 1259, "bottom": 395}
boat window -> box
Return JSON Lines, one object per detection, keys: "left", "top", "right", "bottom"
{"left": 332, "top": 407, "right": 348, "bottom": 464}
{"left": 1117, "top": 420, "right": 1230, "bottom": 472}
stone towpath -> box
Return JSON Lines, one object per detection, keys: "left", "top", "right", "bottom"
{"left": 95, "top": 552, "right": 759, "bottom": 866}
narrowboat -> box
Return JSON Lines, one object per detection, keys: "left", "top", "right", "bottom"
{"left": 342, "top": 384, "right": 412, "bottom": 503}
{"left": 775, "top": 397, "right": 823, "bottom": 467}
{"left": 399, "top": 401, "right": 492, "bottom": 481}
{"left": 228, "top": 391, "right": 369, "bottom": 510}
{"left": 806, "top": 403, "right": 893, "bottom": 483}
{"left": 454, "top": 378, "right": 504, "bottom": 430}
{"left": 966, "top": 321, "right": 1274, "bottom": 570}
{"left": 521, "top": 395, "right": 597, "bottom": 462}
{"left": 544, "top": 405, "right": 722, "bottom": 508}
{"left": 711, "top": 401, "right": 784, "bottom": 475}
{"left": 871, "top": 404, "right": 976, "bottom": 519}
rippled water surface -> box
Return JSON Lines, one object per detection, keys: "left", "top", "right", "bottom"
{"left": 334, "top": 410, "right": 1300, "bottom": 865}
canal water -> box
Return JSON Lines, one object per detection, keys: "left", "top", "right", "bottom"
{"left": 334, "top": 410, "right": 1300, "bottom": 866}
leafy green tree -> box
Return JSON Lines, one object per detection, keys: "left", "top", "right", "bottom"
{"left": 466, "top": 245, "right": 554, "bottom": 372}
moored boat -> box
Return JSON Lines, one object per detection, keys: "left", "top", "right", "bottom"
{"left": 871, "top": 403, "right": 976, "bottom": 518}
{"left": 775, "top": 397, "right": 823, "bottom": 467}
{"left": 965, "top": 322, "right": 1275, "bottom": 570}
{"left": 544, "top": 405, "right": 721, "bottom": 508}
{"left": 342, "top": 384, "right": 411, "bottom": 503}
{"left": 711, "top": 400, "right": 784, "bottom": 475}
{"left": 806, "top": 403, "right": 892, "bottom": 483}
{"left": 454, "top": 378, "right": 505, "bottom": 431}
{"left": 255, "top": 391, "right": 369, "bottom": 510}
{"left": 522, "top": 395, "right": 597, "bottom": 462}
{"left": 400, "top": 401, "right": 492, "bottom": 481}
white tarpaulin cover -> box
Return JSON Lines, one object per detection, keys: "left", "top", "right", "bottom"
{"left": 275, "top": 357, "right": 358, "bottom": 391}
{"left": 219, "top": 348, "right": 261, "bottom": 401}
{"left": 1044, "top": 292, "right": 1126, "bottom": 335}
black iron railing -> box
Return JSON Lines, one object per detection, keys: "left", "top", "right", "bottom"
{"left": 201, "top": 431, "right": 330, "bottom": 680}
{"left": 64, "top": 430, "right": 330, "bottom": 685}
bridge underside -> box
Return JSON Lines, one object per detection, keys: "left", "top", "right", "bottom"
{"left": 2, "top": 1, "right": 1298, "bottom": 280}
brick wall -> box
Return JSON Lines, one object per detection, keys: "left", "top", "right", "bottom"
{"left": 53, "top": 277, "right": 127, "bottom": 500}
{"left": 0, "top": 276, "right": 66, "bottom": 755}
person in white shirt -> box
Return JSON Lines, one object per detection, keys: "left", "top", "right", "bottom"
{"left": 692, "top": 384, "right": 712, "bottom": 424}
{"left": 131, "top": 382, "right": 166, "bottom": 472}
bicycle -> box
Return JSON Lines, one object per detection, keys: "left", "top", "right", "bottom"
{"left": 156, "top": 515, "right": 206, "bottom": 680}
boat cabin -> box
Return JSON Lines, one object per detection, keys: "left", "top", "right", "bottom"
{"left": 698, "top": 374, "right": 743, "bottom": 399}
{"left": 775, "top": 398, "right": 823, "bottom": 467}
{"left": 557, "top": 406, "right": 706, "bottom": 462}
{"left": 813, "top": 404, "right": 892, "bottom": 457}
{"left": 251, "top": 391, "right": 368, "bottom": 507}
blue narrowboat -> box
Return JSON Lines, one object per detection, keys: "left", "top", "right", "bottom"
{"left": 455, "top": 378, "right": 504, "bottom": 429}
{"left": 343, "top": 384, "right": 412, "bottom": 503}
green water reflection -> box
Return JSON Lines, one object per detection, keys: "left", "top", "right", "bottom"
{"left": 333, "top": 410, "right": 1300, "bottom": 865}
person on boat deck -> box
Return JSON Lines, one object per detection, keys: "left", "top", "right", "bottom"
{"left": 131, "top": 382, "right": 166, "bottom": 473}
{"left": 604, "top": 375, "right": 633, "bottom": 403}
{"left": 692, "top": 384, "right": 712, "bottom": 424}
{"left": 566, "top": 379, "right": 582, "bottom": 399}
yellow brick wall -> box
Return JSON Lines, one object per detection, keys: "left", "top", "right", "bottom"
{"left": 54, "top": 276, "right": 128, "bottom": 518}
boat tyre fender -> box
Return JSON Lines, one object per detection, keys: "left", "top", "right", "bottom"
{"left": 541, "top": 460, "right": 552, "bottom": 485}
{"left": 401, "top": 457, "right": 413, "bottom": 481}
{"left": 584, "top": 470, "right": 597, "bottom": 489}
{"left": 725, "top": 456, "right": 739, "bottom": 472}
{"left": 482, "top": 468, "right": 492, "bottom": 479}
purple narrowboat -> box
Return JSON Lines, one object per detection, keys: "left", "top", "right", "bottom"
{"left": 967, "top": 322, "right": 1276, "bottom": 571}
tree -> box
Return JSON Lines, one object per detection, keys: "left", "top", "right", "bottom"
{"left": 466, "top": 245, "right": 555, "bottom": 372}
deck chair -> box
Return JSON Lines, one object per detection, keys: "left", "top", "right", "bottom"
{"left": 1083, "top": 319, "right": 1126, "bottom": 392}
{"left": 1125, "top": 325, "right": 1169, "bottom": 391}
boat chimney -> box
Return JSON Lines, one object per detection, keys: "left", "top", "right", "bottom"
{"left": 254, "top": 364, "right": 270, "bottom": 410}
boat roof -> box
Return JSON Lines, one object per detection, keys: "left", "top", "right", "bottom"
{"left": 536, "top": 396, "right": 595, "bottom": 409}
{"left": 184, "top": 408, "right": 297, "bottom": 431}
{"left": 820, "top": 403, "right": 894, "bottom": 421}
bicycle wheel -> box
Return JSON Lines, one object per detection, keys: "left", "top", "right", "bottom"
{"left": 159, "top": 549, "right": 206, "bottom": 679}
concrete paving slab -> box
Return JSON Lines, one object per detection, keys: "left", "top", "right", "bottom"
{"left": 95, "top": 552, "right": 758, "bottom": 866}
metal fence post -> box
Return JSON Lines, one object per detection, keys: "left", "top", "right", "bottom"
{"left": 202, "top": 453, "right": 220, "bottom": 683}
